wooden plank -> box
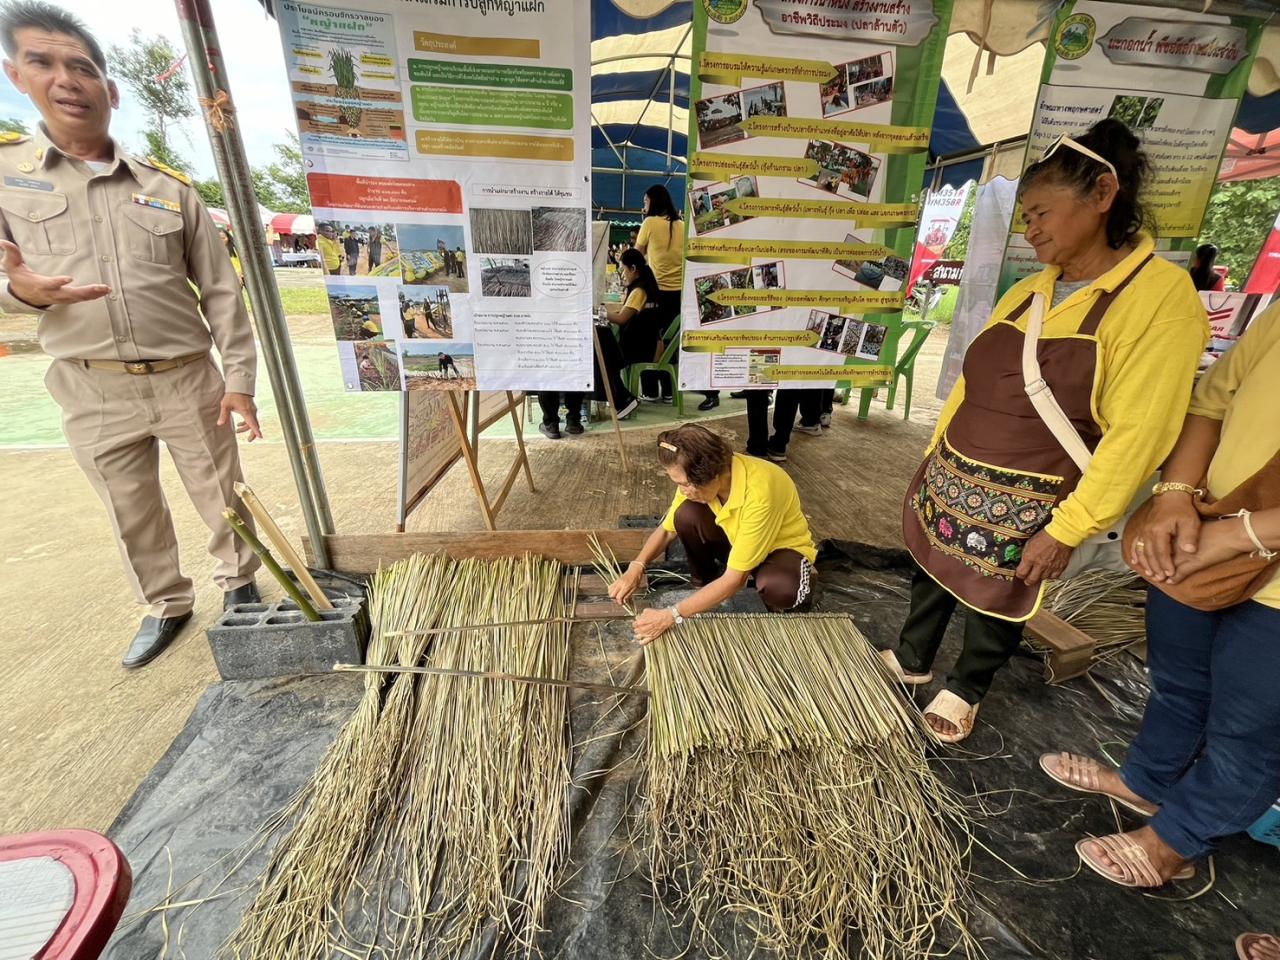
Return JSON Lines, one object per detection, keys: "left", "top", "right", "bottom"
{"left": 303, "top": 529, "right": 652, "bottom": 572}
{"left": 576, "top": 572, "right": 648, "bottom": 596}
{"left": 447, "top": 392, "right": 497, "bottom": 531}
{"left": 573, "top": 598, "right": 648, "bottom": 619}
{"left": 1025, "top": 610, "right": 1097, "bottom": 683}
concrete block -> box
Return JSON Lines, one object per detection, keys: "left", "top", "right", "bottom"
{"left": 206, "top": 597, "right": 368, "bottom": 681}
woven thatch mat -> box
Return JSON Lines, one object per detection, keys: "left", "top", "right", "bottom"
{"left": 103, "top": 546, "right": 1280, "bottom": 959}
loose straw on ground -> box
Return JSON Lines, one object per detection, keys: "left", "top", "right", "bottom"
{"left": 1029, "top": 570, "right": 1147, "bottom": 665}
{"left": 645, "top": 614, "right": 975, "bottom": 960}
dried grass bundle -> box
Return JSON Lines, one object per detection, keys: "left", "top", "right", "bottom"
{"left": 221, "top": 553, "right": 574, "bottom": 959}
{"left": 1033, "top": 570, "right": 1148, "bottom": 660}
{"left": 645, "top": 614, "right": 973, "bottom": 960}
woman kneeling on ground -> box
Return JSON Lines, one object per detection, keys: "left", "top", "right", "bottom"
{"left": 880, "top": 118, "right": 1208, "bottom": 743}
{"left": 608, "top": 423, "right": 817, "bottom": 643}
{"left": 1040, "top": 304, "right": 1280, "bottom": 890}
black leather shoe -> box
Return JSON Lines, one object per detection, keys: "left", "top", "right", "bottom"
{"left": 223, "top": 581, "right": 261, "bottom": 610}
{"left": 123, "top": 612, "right": 192, "bottom": 669}
{"left": 538, "top": 422, "right": 562, "bottom": 440}
{"left": 564, "top": 419, "right": 584, "bottom": 435}
{"left": 697, "top": 395, "right": 720, "bottom": 411}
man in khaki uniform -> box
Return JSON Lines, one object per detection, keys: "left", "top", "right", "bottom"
{"left": 0, "top": 1, "right": 261, "bottom": 667}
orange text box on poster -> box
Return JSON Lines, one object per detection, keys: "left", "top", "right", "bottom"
{"left": 306, "top": 173, "right": 463, "bottom": 214}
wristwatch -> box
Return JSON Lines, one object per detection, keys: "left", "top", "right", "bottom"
{"left": 669, "top": 606, "right": 684, "bottom": 626}
{"left": 1152, "top": 481, "right": 1203, "bottom": 498}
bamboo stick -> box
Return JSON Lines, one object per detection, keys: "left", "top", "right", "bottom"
{"left": 222, "top": 509, "right": 321, "bottom": 621}
{"left": 333, "top": 661, "right": 648, "bottom": 698}
{"left": 387, "top": 613, "right": 627, "bottom": 637}
{"left": 233, "top": 481, "right": 334, "bottom": 610}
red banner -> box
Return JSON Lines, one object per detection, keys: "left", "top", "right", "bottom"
{"left": 305, "top": 173, "right": 463, "bottom": 214}
{"left": 907, "top": 182, "right": 971, "bottom": 294}
{"left": 1246, "top": 210, "right": 1280, "bottom": 294}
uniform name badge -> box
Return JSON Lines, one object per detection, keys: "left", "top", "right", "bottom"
{"left": 131, "top": 193, "right": 181, "bottom": 213}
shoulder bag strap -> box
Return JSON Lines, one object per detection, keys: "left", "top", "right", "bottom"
{"left": 1022, "top": 291, "right": 1094, "bottom": 473}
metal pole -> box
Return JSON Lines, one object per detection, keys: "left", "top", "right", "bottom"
{"left": 173, "top": 0, "right": 334, "bottom": 568}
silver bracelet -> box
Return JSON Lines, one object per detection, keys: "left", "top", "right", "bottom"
{"left": 1230, "top": 509, "right": 1278, "bottom": 560}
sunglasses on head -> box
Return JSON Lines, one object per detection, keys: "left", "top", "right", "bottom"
{"left": 1040, "top": 135, "right": 1118, "bottom": 183}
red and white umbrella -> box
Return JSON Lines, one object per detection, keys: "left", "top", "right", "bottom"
{"left": 1218, "top": 127, "right": 1280, "bottom": 183}
{"left": 270, "top": 212, "right": 316, "bottom": 236}
{"left": 207, "top": 207, "right": 231, "bottom": 227}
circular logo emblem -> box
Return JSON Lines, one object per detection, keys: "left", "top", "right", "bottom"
{"left": 1055, "top": 13, "right": 1096, "bottom": 60}
{"left": 703, "top": 0, "right": 748, "bottom": 24}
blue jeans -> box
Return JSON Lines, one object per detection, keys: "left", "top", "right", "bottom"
{"left": 1119, "top": 588, "right": 1280, "bottom": 860}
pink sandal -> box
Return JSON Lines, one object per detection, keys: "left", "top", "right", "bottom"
{"left": 1076, "top": 834, "right": 1194, "bottom": 888}
{"left": 1038, "top": 752, "right": 1158, "bottom": 817}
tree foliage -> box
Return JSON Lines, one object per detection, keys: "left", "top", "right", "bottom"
{"left": 195, "top": 179, "right": 225, "bottom": 208}
{"left": 108, "top": 29, "right": 193, "bottom": 154}
{"left": 942, "top": 187, "right": 978, "bottom": 260}
{"left": 0, "top": 117, "right": 30, "bottom": 136}
{"left": 251, "top": 132, "right": 310, "bottom": 213}
{"left": 1196, "top": 176, "right": 1280, "bottom": 289}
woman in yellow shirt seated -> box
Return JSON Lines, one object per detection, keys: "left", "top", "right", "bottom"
{"left": 1039, "top": 304, "right": 1280, "bottom": 891}
{"left": 592, "top": 247, "right": 664, "bottom": 419}
{"left": 880, "top": 118, "right": 1208, "bottom": 742}
{"left": 609, "top": 423, "right": 818, "bottom": 643}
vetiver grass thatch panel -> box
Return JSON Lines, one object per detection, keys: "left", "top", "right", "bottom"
{"left": 645, "top": 613, "right": 974, "bottom": 960}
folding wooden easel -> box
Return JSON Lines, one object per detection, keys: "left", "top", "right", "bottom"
{"left": 443, "top": 390, "right": 535, "bottom": 531}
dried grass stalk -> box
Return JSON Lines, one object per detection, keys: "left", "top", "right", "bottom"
{"left": 645, "top": 614, "right": 973, "bottom": 960}
{"left": 221, "top": 553, "right": 574, "bottom": 960}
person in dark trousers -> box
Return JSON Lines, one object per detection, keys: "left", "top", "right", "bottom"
{"left": 366, "top": 226, "right": 382, "bottom": 272}
{"left": 437, "top": 352, "right": 460, "bottom": 378}
{"left": 744, "top": 390, "right": 773, "bottom": 457}
{"left": 455, "top": 246, "right": 466, "bottom": 278}
{"left": 768, "top": 389, "right": 826, "bottom": 461}
{"left": 600, "top": 247, "right": 663, "bottom": 409}
{"left": 536, "top": 391, "right": 585, "bottom": 439}
{"left": 342, "top": 229, "right": 360, "bottom": 275}
{"left": 635, "top": 184, "right": 687, "bottom": 404}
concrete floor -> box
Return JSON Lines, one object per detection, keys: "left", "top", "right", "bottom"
{"left": 0, "top": 289, "right": 948, "bottom": 835}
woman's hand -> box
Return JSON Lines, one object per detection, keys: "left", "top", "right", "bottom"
{"left": 1169, "top": 517, "right": 1252, "bottom": 583}
{"left": 1127, "top": 493, "right": 1201, "bottom": 582}
{"left": 1016, "top": 530, "right": 1074, "bottom": 586}
{"left": 632, "top": 607, "right": 676, "bottom": 645}
{"left": 608, "top": 563, "right": 645, "bottom": 606}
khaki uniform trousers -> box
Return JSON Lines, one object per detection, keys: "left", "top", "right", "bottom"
{"left": 45, "top": 355, "right": 261, "bottom": 618}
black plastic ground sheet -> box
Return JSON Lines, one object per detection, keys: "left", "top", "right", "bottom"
{"left": 104, "top": 545, "right": 1279, "bottom": 959}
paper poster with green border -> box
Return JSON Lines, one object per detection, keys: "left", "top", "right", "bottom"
{"left": 997, "top": 0, "right": 1266, "bottom": 295}
{"left": 678, "top": 0, "right": 955, "bottom": 391}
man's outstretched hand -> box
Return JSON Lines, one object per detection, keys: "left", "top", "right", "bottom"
{"left": 0, "top": 239, "right": 111, "bottom": 307}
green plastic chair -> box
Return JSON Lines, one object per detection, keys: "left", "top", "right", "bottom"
{"left": 624, "top": 314, "right": 685, "bottom": 416}
{"left": 854, "top": 318, "right": 936, "bottom": 422}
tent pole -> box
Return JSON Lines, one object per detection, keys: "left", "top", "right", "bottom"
{"left": 173, "top": 0, "right": 334, "bottom": 568}
{"left": 666, "top": 65, "right": 675, "bottom": 172}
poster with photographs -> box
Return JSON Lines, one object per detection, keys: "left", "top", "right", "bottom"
{"left": 679, "top": 0, "right": 955, "bottom": 390}
{"left": 275, "top": 0, "right": 593, "bottom": 392}
{"left": 999, "top": 0, "right": 1265, "bottom": 295}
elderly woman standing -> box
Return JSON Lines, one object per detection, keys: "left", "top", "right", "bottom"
{"left": 880, "top": 119, "right": 1208, "bottom": 742}
{"left": 609, "top": 423, "right": 817, "bottom": 643}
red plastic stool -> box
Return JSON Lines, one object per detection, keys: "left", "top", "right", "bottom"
{"left": 0, "top": 830, "right": 131, "bottom": 959}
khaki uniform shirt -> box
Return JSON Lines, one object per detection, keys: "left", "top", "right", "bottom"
{"left": 0, "top": 128, "right": 256, "bottom": 395}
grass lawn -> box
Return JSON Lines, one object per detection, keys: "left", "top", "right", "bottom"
{"left": 259, "top": 285, "right": 331, "bottom": 317}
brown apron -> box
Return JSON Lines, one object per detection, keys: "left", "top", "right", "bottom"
{"left": 902, "top": 256, "right": 1152, "bottom": 621}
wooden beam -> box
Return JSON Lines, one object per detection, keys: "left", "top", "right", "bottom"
{"left": 1025, "top": 610, "right": 1097, "bottom": 684}
{"left": 303, "top": 529, "right": 652, "bottom": 573}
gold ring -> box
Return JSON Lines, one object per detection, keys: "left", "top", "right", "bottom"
{"left": 1135, "top": 539, "right": 1146, "bottom": 549}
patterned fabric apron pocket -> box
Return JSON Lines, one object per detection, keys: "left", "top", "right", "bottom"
{"left": 911, "top": 441, "right": 1063, "bottom": 579}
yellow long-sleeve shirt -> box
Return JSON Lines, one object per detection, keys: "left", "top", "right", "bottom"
{"left": 1188, "top": 303, "right": 1280, "bottom": 608}
{"left": 929, "top": 235, "right": 1209, "bottom": 548}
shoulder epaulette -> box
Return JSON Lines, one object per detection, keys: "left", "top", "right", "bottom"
{"left": 0, "top": 131, "right": 30, "bottom": 145}
{"left": 140, "top": 155, "right": 192, "bottom": 185}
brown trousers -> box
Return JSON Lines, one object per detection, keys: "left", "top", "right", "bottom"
{"left": 46, "top": 356, "right": 261, "bottom": 619}
{"left": 673, "top": 500, "right": 811, "bottom": 611}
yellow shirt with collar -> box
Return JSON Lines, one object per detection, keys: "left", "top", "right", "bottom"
{"left": 929, "top": 234, "right": 1209, "bottom": 548}
{"left": 635, "top": 215, "right": 684, "bottom": 291}
{"left": 317, "top": 234, "right": 342, "bottom": 271}
{"left": 1188, "top": 304, "right": 1280, "bottom": 608}
{"left": 662, "top": 453, "right": 817, "bottom": 571}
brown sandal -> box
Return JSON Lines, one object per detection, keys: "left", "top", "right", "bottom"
{"left": 1076, "top": 834, "right": 1195, "bottom": 888}
{"left": 922, "top": 690, "right": 978, "bottom": 744}
{"left": 878, "top": 649, "right": 932, "bottom": 685}
{"left": 1038, "top": 752, "right": 1158, "bottom": 817}
{"left": 1237, "top": 933, "right": 1280, "bottom": 960}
